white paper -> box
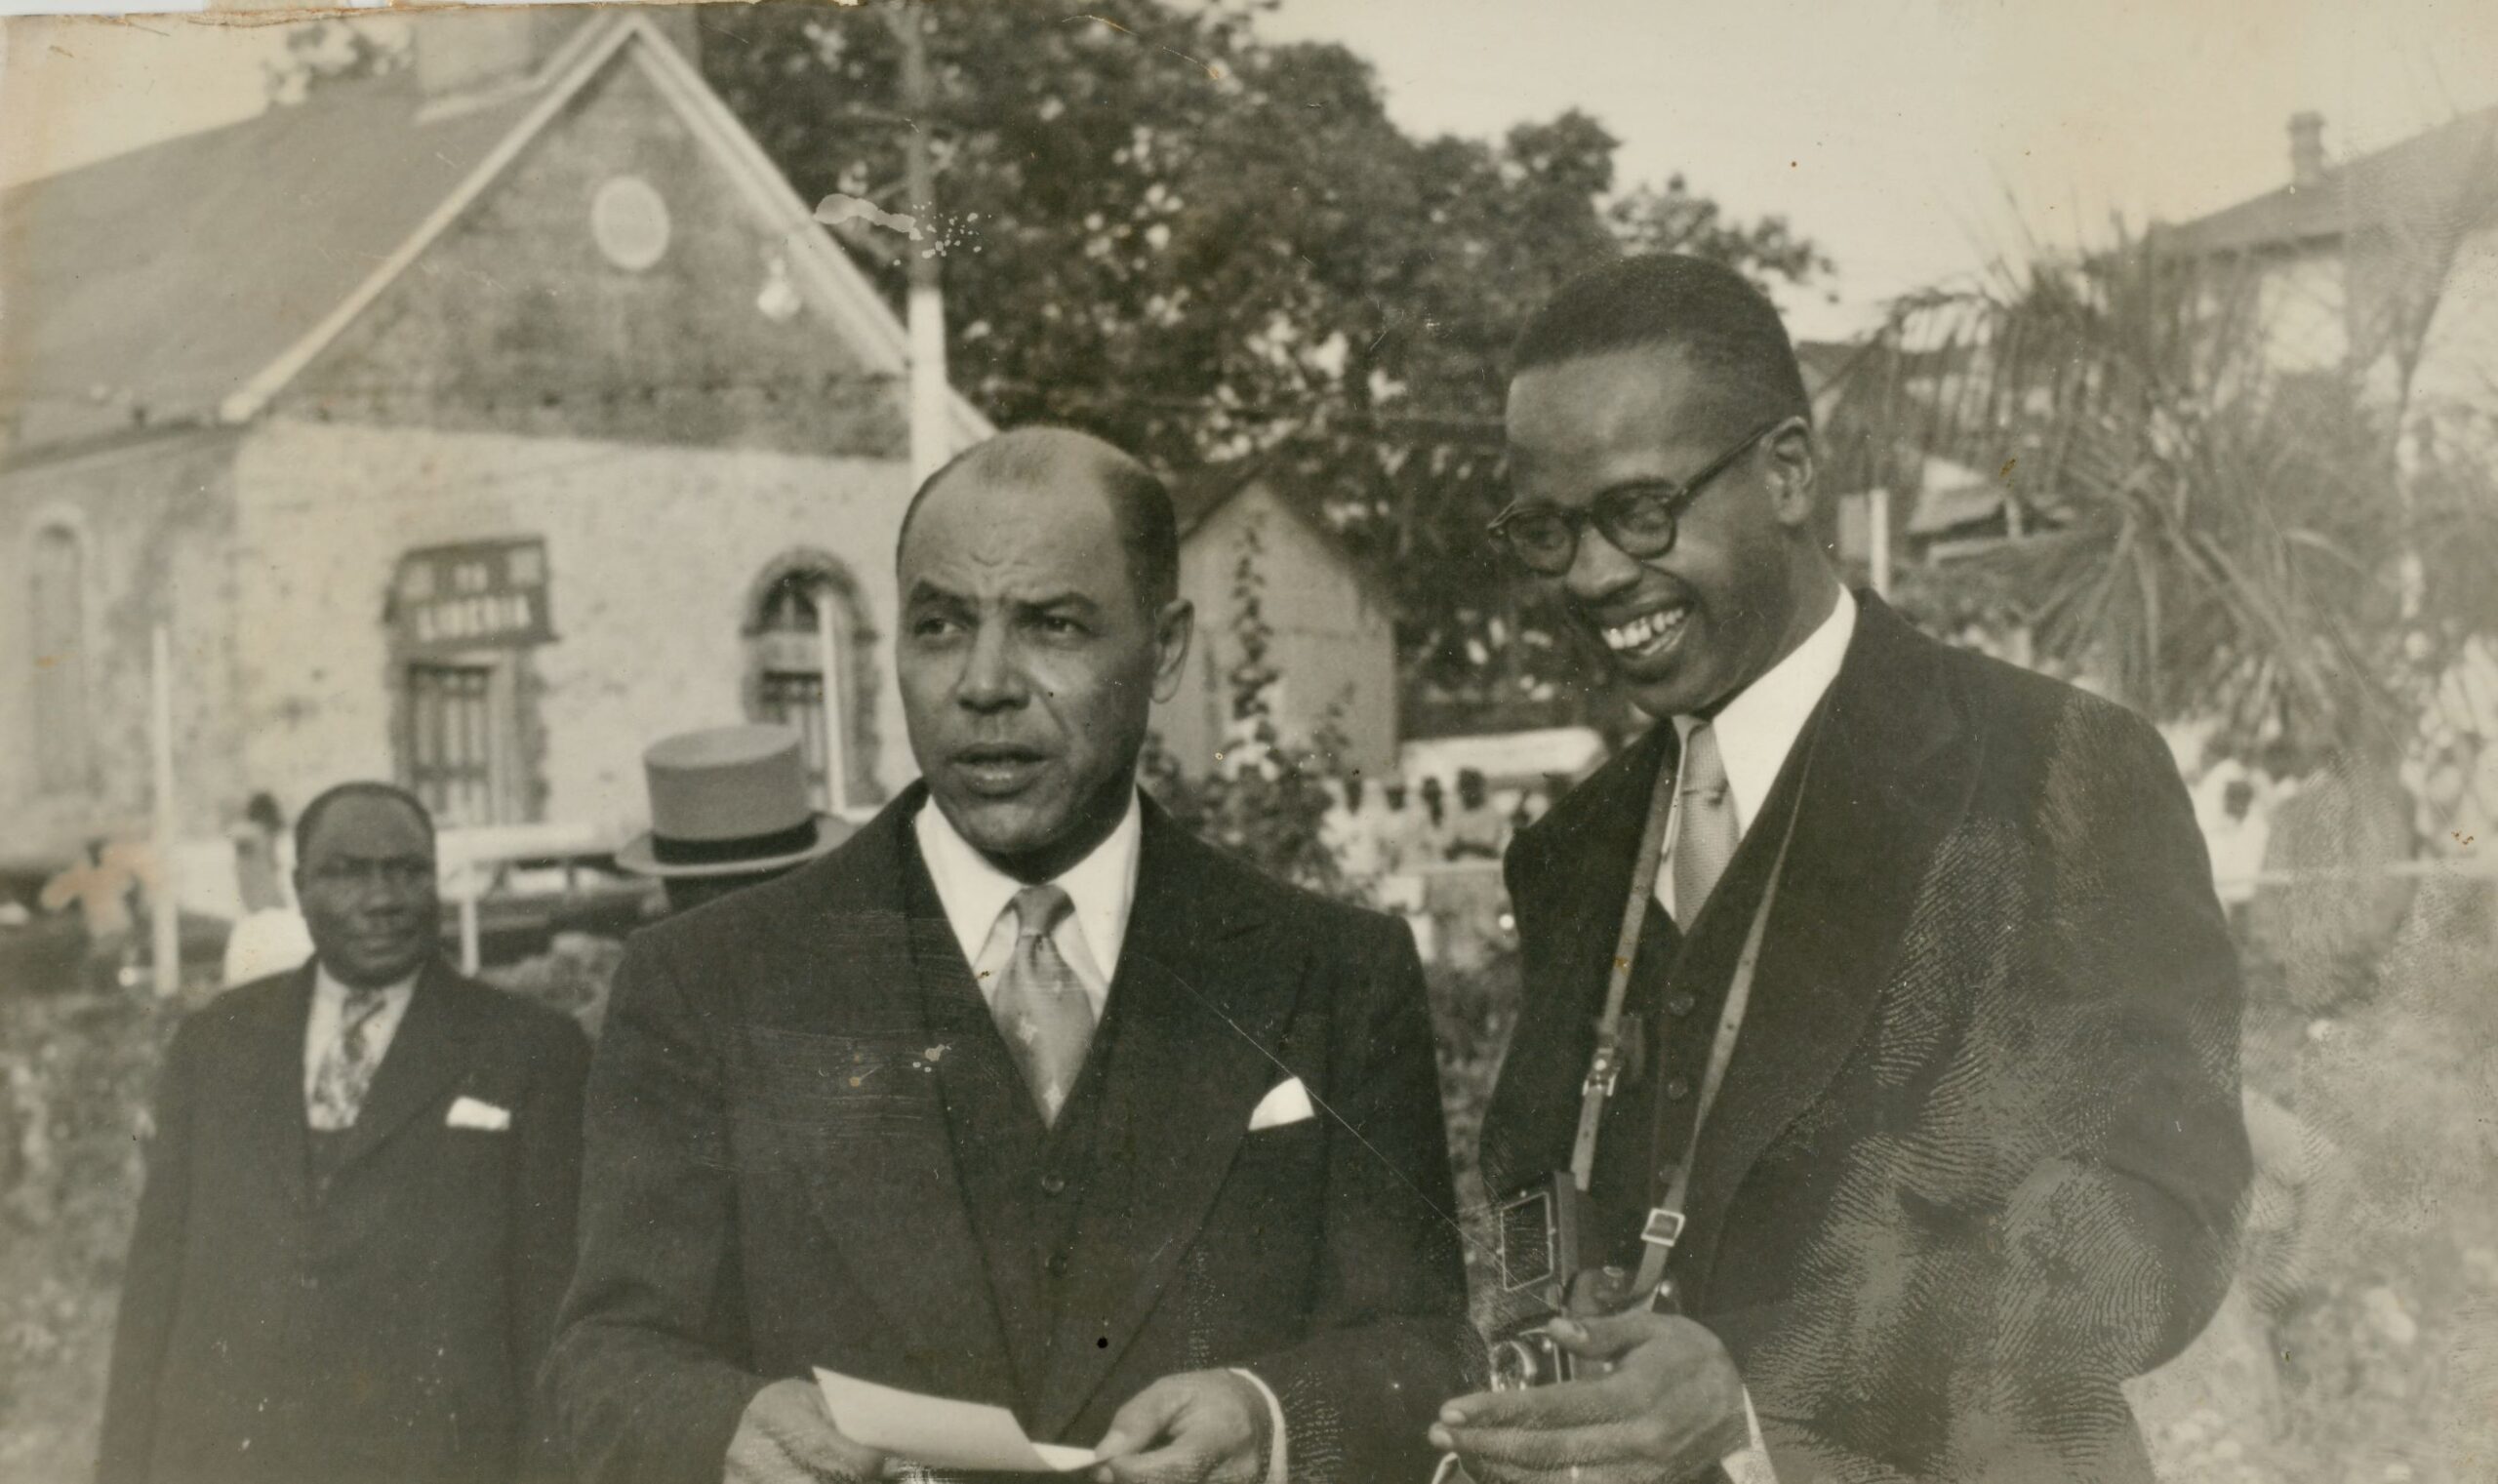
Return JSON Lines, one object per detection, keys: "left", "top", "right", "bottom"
{"left": 814, "top": 1368, "right": 1099, "bottom": 1473}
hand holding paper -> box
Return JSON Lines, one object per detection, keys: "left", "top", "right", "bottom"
{"left": 813, "top": 1369, "right": 1098, "bottom": 1473}
{"left": 729, "top": 1378, "right": 889, "bottom": 1484}
{"left": 1089, "top": 1371, "right": 1271, "bottom": 1484}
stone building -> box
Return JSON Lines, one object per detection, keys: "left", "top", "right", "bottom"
{"left": 1154, "top": 462, "right": 1399, "bottom": 782}
{"left": 1, "top": 10, "right": 987, "bottom": 868}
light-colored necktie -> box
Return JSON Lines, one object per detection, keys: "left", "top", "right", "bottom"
{"left": 1672, "top": 721, "right": 1740, "bottom": 926}
{"left": 992, "top": 884, "right": 1098, "bottom": 1126}
{"left": 308, "top": 988, "right": 390, "bottom": 1131}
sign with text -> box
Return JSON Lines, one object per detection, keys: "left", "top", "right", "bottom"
{"left": 393, "top": 539, "right": 553, "bottom": 653}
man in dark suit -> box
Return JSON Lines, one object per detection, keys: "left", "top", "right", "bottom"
{"left": 548, "top": 427, "right": 1474, "bottom": 1484}
{"left": 1436, "top": 257, "right": 2251, "bottom": 1484}
{"left": 98, "top": 782, "right": 591, "bottom": 1484}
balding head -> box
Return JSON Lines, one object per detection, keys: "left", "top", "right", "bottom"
{"left": 893, "top": 426, "right": 1195, "bottom": 882}
{"left": 900, "top": 427, "right": 1180, "bottom": 617}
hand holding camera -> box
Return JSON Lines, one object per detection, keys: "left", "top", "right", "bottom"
{"left": 1430, "top": 1309, "right": 1749, "bottom": 1484}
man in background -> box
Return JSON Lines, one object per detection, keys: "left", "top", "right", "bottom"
{"left": 616, "top": 724, "right": 849, "bottom": 916}
{"left": 99, "top": 782, "right": 590, "bottom": 1484}
{"left": 41, "top": 837, "right": 147, "bottom": 993}
{"left": 1442, "top": 769, "right": 1510, "bottom": 862}
{"left": 1319, "top": 776, "right": 1389, "bottom": 887}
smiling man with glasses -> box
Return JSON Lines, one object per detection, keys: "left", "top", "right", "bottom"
{"left": 1436, "top": 255, "right": 2250, "bottom": 1484}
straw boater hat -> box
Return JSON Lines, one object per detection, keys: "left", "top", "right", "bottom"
{"left": 616, "top": 725, "right": 849, "bottom": 878}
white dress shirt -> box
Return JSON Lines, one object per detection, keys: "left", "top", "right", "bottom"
{"left": 302, "top": 962, "right": 420, "bottom": 1108}
{"left": 912, "top": 790, "right": 1289, "bottom": 1481}
{"left": 914, "top": 790, "right": 1142, "bottom": 1015}
{"left": 1658, "top": 584, "right": 1858, "bottom": 917}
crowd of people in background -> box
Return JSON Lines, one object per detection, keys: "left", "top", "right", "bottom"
{"left": 1317, "top": 768, "right": 1561, "bottom": 885}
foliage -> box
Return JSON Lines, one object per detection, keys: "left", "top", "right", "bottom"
{"left": 0, "top": 984, "right": 186, "bottom": 1483}
{"left": 1144, "top": 520, "right": 1348, "bottom": 898}
{"left": 1832, "top": 234, "right": 2494, "bottom": 759}
{"left": 702, "top": 0, "right": 1830, "bottom": 714}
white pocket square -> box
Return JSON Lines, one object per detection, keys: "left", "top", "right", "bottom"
{"left": 1246, "top": 1077, "right": 1315, "bottom": 1132}
{"left": 446, "top": 1096, "right": 511, "bottom": 1132}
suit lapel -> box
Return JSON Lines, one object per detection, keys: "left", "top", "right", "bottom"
{"left": 238, "top": 967, "right": 316, "bottom": 1209}
{"left": 328, "top": 960, "right": 480, "bottom": 1176}
{"left": 771, "top": 793, "right": 1019, "bottom": 1400}
{"left": 1031, "top": 807, "right": 1304, "bottom": 1438}
{"left": 1479, "top": 725, "right": 1676, "bottom": 1200}
{"left": 904, "top": 838, "right": 1058, "bottom": 1403}
{"left": 1682, "top": 596, "right": 1983, "bottom": 1281}
{"left": 1553, "top": 725, "right": 1680, "bottom": 1010}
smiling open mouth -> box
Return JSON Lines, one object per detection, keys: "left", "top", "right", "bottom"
{"left": 1601, "top": 602, "right": 1692, "bottom": 659}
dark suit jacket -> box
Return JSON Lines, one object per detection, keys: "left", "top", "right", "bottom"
{"left": 1482, "top": 593, "right": 2251, "bottom": 1483}
{"left": 97, "top": 960, "right": 591, "bottom": 1484}
{"left": 547, "top": 789, "right": 1476, "bottom": 1484}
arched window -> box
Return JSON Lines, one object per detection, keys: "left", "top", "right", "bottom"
{"left": 745, "top": 554, "right": 881, "bottom": 813}
{"left": 30, "top": 525, "right": 91, "bottom": 792}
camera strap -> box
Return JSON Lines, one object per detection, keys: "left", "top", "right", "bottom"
{"left": 1629, "top": 720, "right": 1822, "bottom": 1305}
{"left": 1566, "top": 738, "right": 1685, "bottom": 1195}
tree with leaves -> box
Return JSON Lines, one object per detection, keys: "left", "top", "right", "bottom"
{"left": 1831, "top": 230, "right": 2498, "bottom": 765}
{"left": 1145, "top": 521, "right": 1349, "bottom": 898}
{"left": 702, "top": 0, "right": 1828, "bottom": 717}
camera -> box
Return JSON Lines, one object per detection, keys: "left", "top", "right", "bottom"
{"left": 1487, "top": 1324, "right": 1578, "bottom": 1391}
{"left": 1481, "top": 1175, "right": 1593, "bottom": 1390}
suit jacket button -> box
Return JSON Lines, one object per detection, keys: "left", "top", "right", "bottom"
{"left": 1665, "top": 993, "right": 1697, "bottom": 1018}
{"left": 1039, "top": 1173, "right": 1068, "bottom": 1196}
{"left": 1664, "top": 1077, "right": 1692, "bottom": 1102}
{"left": 1046, "top": 1252, "right": 1070, "bottom": 1277}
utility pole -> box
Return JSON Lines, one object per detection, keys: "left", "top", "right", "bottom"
{"left": 149, "top": 624, "right": 180, "bottom": 997}
{"left": 890, "top": 2, "right": 951, "bottom": 484}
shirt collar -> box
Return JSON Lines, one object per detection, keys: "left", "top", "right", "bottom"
{"left": 313, "top": 961, "right": 422, "bottom": 1006}
{"left": 913, "top": 787, "right": 1146, "bottom": 983}
{"left": 1675, "top": 583, "right": 1857, "bottom": 834}
{"left": 305, "top": 960, "right": 423, "bottom": 1092}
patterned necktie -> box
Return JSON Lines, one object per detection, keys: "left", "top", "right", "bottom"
{"left": 308, "top": 987, "right": 390, "bottom": 1132}
{"left": 991, "top": 884, "right": 1098, "bottom": 1126}
{"left": 1671, "top": 721, "right": 1740, "bottom": 926}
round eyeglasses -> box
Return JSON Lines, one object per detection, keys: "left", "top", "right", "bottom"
{"left": 1488, "top": 418, "right": 1788, "bottom": 576}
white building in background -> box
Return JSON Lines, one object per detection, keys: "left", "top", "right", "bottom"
{"left": 2155, "top": 107, "right": 2498, "bottom": 441}
{"left": 1, "top": 10, "right": 988, "bottom": 881}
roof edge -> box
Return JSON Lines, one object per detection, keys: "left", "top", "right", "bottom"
{"left": 617, "top": 18, "right": 993, "bottom": 450}
{"left": 213, "top": 13, "right": 993, "bottom": 451}
{"left": 216, "top": 15, "right": 649, "bottom": 425}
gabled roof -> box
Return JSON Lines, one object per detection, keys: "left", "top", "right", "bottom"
{"left": 1, "top": 73, "right": 539, "bottom": 447}
{"left": 1169, "top": 458, "right": 1273, "bottom": 539}
{"left": 2156, "top": 104, "right": 2498, "bottom": 258}
{"left": 1, "top": 13, "right": 991, "bottom": 455}
{"left": 1169, "top": 457, "right": 1393, "bottom": 601}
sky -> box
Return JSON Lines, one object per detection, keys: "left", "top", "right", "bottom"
{"left": 7, "top": 0, "right": 2498, "bottom": 339}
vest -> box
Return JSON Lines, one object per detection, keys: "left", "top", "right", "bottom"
{"left": 902, "top": 843, "right": 1130, "bottom": 1424}
{"left": 1583, "top": 726, "right": 1817, "bottom": 1297}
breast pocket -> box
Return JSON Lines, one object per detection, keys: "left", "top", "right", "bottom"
{"left": 1229, "top": 1117, "right": 1328, "bottom": 1190}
